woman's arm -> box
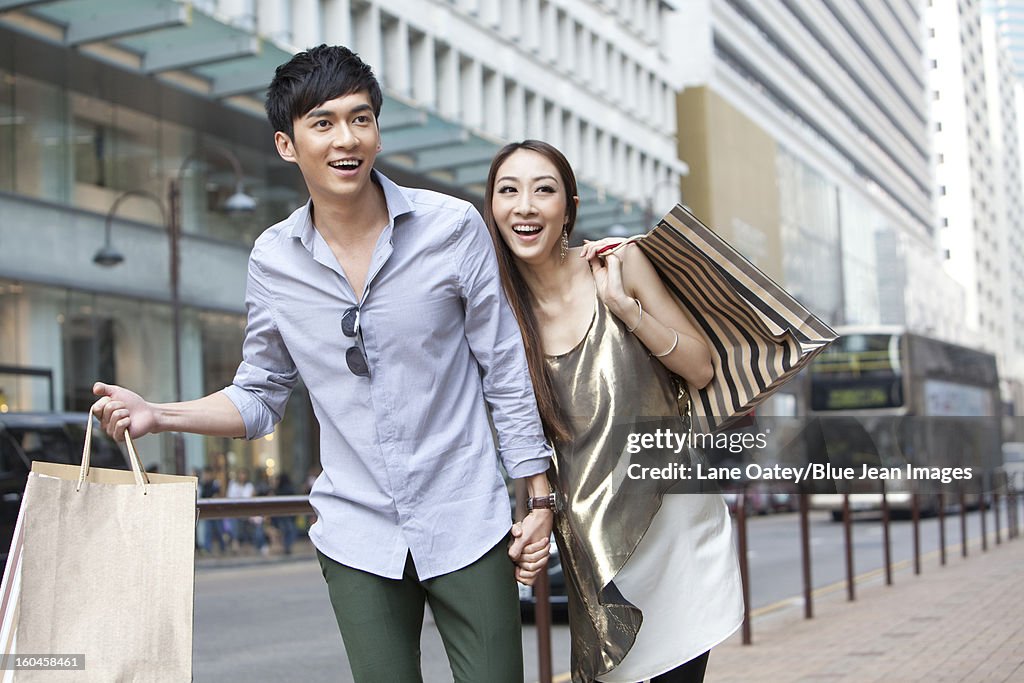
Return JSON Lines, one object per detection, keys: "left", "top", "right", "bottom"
{"left": 590, "top": 243, "right": 714, "bottom": 388}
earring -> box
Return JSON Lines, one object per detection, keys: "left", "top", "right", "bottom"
{"left": 560, "top": 227, "right": 569, "bottom": 262}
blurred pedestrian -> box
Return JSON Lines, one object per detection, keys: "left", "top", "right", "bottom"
{"left": 198, "top": 466, "right": 225, "bottom": 554}
{"left": 270, "top": 472, "right": 298, "bottom": 555}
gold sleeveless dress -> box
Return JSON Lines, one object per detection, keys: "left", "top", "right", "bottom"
{"left": 545, "top": 293, "right": 742, "bottom": 683}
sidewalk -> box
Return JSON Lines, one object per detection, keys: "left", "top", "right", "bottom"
{"left": 705, "top": 536, "right": 1024, "bottom": 682}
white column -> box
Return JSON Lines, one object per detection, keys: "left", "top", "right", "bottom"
{"left": 523, "top": 0, "right": 541, "bottom": 53}
{"left": 627, "top": 144, "right": 640, "bottom": 199}
{"left": 479, "top": 0, "right": 501, "bottom": 27}
{"left": 411, "top": 32, "right": 436, "bottom": 110}
{"left": 322, "top": 0, "right": 352, "bottom": 47}
{"left": 383, "top": 18, "right": 411, "bottom": 97}
{"left": 353, "top": 2, "right": 382, "bottom": 73}
{"left": 482, "top": 69, "right": 505, "bottom": 138}
{"left": 611, "top": 137, "right": 623, "bottom": 194}
{"left": 594, "top": 36, "right": 607, "bottom": 95}
{"left": 437, "top": 44, "right": 460, "bottom": 119}
{"left": 645, "top": 0, "right": 657, "bottom": 43}
{"left": 501, "top": 0, "right": 522, "bottom": 40}
{"left": 257, "top": 0, "right": 291, "bottom": 45}
{"left": 217, "top": 0, "right": 255, "bottom": 30}
{"left": 291, "top": 0, "right": 320, "bottom": 48}
{"left": 460, "top": 58, "right": 484, "bottom": 130}
{"left": 663, "top": 82, "right": 674, "bottom": 134}
{"left": 545, "top": 103, "right": 561, "bottom": 148}
{"left": 597, "top": 129, "right": 611, "bottom": 192}
{"left": 607, "top": 45, "right": 619, "bottom": 99}
{"left": 575, "top": 24, "right": 590, "bottom": 83}
{"left": 540, "top": 1, "right": 557, "bottom": 64}
{"left": 623, "top": 58, "right": 635, "bottom": 108}
{"left": 560, "top": 12, "right": 575, "bottom": 73}
{"left": 507, "top": 82, "right": 527, "bottom": 141}
{"left": 526, "top": 90, "right": 544, "bottom": 138}
{"left": 564, "top": 112, "right": 580, "bottom": 169}
{"left": 581, "top": 120, "right": 596, "bottom": 183}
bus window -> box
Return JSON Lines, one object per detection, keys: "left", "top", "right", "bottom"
{"left": 810, "top": 333, "right": 903, "bottom": 411}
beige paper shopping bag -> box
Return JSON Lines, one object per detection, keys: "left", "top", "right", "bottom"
{"left": 1, "top": 408, "right": 196, "bottom": 682}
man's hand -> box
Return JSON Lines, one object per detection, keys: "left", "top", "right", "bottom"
{"left": 92, "top": 382, "right": 159, "bottom": 442}
{"left": 508, "top": 509, "right": 553, "bottom": 586}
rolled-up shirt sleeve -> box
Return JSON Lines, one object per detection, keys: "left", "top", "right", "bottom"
{"left": 454, "top": 206, "right": 552, "bottom": 479}
{"left": 221, "top": 257, "right": 299, "bottom": 440}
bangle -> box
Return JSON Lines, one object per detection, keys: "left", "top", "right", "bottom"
{"left": 625, "top": 298, "right": 643, "bottom": 332}
{"left": 653, "top": 329, "right": 679, "bottom": 357}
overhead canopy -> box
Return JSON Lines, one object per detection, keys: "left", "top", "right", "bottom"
{"left": 0, "top": 0, "right": 651, "bottom": 236}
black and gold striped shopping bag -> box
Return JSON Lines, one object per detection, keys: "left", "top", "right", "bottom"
{"left": 627, "top": 204, "right": 837, "bottom": 432}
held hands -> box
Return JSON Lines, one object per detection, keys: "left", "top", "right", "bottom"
{"left": 91, "top": 382, "right": 158, "bottom": 442}
{"left": 508, "top": 510, "right": 554, "bottom": 586}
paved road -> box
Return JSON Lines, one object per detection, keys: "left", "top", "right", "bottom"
{"left": 193, "top": 502, "right": 1007, "bottom": 682}
{"left": 193, "top": 559, "right": 572, "bottom": 683}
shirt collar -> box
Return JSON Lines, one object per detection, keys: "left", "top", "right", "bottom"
{"left": 290, "top": 169, "right": 415, "bottom": 250}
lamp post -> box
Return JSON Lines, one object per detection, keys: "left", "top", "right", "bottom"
{"left": 166, "top": 146, "right": 256, "bottom": 474}
{"left": 95, "top": 189, "right": 166, "bottom": 267}
{"left": 96, "top": 147, "right": 255, "bottom": 475}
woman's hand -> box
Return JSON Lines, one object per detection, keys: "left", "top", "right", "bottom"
{"left": 579, "top": 237, "right": 627, "bottom": 261}
{"left": 509, "top": 512, "right": 553, "bottom": 586}
{"left": 589, "top": 245, "right": 642, "bottom": 327}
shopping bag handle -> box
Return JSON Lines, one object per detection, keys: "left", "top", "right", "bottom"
{"left": 78, "top": 405, "right": 150, "bottom": 494}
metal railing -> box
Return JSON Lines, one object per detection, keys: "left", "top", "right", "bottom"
{"left": 196, "top": 495, "right": 314, "bottom": 519}
{"left": 193, "top": 482, "right": 1024, "bottom": 683}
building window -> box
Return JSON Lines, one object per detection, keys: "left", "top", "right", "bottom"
{"left": 63, "top": 316, "right": 116, "bottom": 413}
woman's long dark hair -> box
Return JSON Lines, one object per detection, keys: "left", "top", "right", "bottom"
{"left": 484, "top": 140, "right": 578, "bottom": 444}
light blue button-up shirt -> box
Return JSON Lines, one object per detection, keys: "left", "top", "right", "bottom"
{"left": 222, "top": 171, "right": 552, "bottom": 579}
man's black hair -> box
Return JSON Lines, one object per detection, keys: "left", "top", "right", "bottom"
{"left": 265, "top": 44, "right": 383, "bottom": 139}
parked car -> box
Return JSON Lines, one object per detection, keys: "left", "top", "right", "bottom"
{"left": 722, "top": 482, "right": 798, "bottom": 516}
{"left": 0, "top": 412, "right": 130, "bottom": 561}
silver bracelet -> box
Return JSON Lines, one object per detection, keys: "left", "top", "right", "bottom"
{"left": 625, "top": 298, "right": 643, "bottom": 332}
{"left": 653, "top": 329, "right": 679, "bottom": 357}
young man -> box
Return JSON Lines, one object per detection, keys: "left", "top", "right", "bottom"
{"left": 92, "top": 45, "right": 553, "bottom": 682}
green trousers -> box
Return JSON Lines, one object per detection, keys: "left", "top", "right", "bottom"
{"left": 317, "top": 538, "right": 524, "bottom": 683}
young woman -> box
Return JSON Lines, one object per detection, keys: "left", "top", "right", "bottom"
{"left": 486, "top": 141, "right": 743, "bottom": 683}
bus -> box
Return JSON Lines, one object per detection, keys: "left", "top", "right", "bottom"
{"left": 806, "top": 326, "right": 1001, "bottom": 518}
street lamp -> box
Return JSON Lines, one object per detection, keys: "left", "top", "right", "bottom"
{"left": 95, "top": 189, "right": 166, "bottom": 267}
{"left": 95, "top": 146, "right": 255, "bottom": 474}
{"left": 166, "top": 146, "right": 256, "bottom": 474}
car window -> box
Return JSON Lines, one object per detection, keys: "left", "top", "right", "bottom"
{"left": 66, "top": 423, "right": 127, "bottom": 470}
{"left": 10, "top": 427, "right": 74, "bottom": 465}
{"left": 0, "top": 432, "right": 30, "bottom": 476}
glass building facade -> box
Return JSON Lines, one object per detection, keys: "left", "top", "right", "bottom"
{"left": 0, "top": 29, "right": 316, "bottom": 482}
